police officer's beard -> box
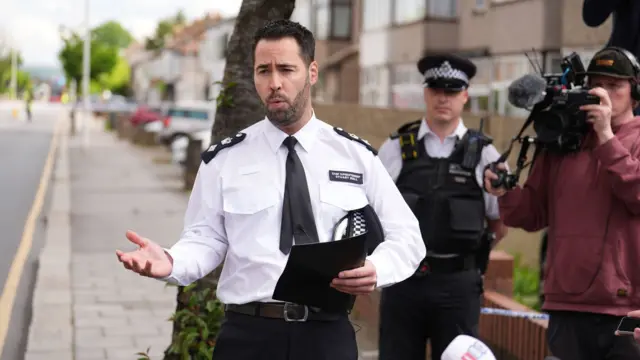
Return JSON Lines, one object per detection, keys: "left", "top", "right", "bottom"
{"left": 265, "top": 77, "right": 310, "bottom": 128}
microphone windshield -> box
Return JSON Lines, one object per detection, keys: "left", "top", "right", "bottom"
{"left": 507, "top": 74, "right": 547, "bottom": 109}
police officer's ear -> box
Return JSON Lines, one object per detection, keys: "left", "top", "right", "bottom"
{"left": 462, "top": 89, "right": 469, "bottom": 105}
{"left": 308, "top": 60, "right": 319, "bottom": 86}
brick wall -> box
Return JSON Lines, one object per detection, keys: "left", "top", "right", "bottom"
{"left": 313, "top": 102, "right": 531, "bottom": 155}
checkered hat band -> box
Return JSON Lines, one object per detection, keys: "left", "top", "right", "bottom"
{"left": 423, "top": 65, "right": 469, "bottom": 84}
{"left": 340, "top": 210, "right": 367, "bottom": 238}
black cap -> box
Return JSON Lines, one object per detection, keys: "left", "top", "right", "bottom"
{"left": 417, "top": 53, "right": 477, "bottom": 91}
{"left": 586, "top": 47, "right": 640, "bottom": 79}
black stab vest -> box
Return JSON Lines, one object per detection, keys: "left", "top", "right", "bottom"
{"left": 392, "top": 120, "right": 490, "bottom": 255}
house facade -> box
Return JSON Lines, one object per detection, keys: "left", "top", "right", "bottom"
{"left": 199, "top": 17, "right": 235, "bottom": 102}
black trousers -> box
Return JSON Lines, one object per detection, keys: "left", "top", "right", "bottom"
{"left": 547, "top": 310, "right": 640, "bottom": 360}
{"left": 378, "top": 269, "right": 483, "bottom": 360}
{"left": 211, "top": 311, "right": 358, "bottom": 360}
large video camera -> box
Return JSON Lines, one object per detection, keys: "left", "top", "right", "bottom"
{"left": 489, "top": 51, "right": 600, "bottom": 190}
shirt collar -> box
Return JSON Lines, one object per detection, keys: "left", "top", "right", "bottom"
{"left": 263, "top": 111, "right": 322, "bottom": 153}
{"left": 417, "top": 117, "right": 468, "bottom": 141}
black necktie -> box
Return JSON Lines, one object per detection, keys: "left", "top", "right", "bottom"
{"left": 279, "top": 136, "right": 319, "bottom": 255}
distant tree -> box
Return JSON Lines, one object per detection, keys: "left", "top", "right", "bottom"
{"left": 58, "top": 31, "right": 118, "bottom": 87}
{"left": 92, "top": 21, "right": 134, "bottom": 49}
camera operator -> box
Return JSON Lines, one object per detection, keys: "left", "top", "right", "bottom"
{"left": 485, "top": 47, "right": 640, "bottom": 359}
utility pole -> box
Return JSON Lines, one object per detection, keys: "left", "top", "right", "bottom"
{"left": 70, "top": 79, "right": 77, "bottom": 135}
{"left": 81, "top": 0, "right": 91, "bottom": 148}
{"left": 9, "top": 48, "right": 17, "bottom": 100}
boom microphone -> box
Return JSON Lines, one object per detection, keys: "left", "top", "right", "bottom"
{"left": 507, "top": 73, "right": 547, "bottom": 109}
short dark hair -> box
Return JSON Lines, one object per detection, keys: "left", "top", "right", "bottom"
{"left": 252, "top": 19, "right": 315, "bottom": 66}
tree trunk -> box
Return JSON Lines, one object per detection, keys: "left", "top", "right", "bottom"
{"left": 164, "top": 1, "right": 295, "bottom": 359}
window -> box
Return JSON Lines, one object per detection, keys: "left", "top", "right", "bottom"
{"left": 393, "top": 0, "right": 425, "bottom": 24}
{"left": 427, "top": 0, "right": 457, "bottom": 18}
{"left": 314, "top": 0, "right": 352, "bottom": 39}
{"left": 315, "top": 1, "right": 330, "bottom": 39}
{"left": 216, "top": 33, "right": 229, "bottom": 59}
{"left": 363, "top": 0, "right": 392, "bottom": 31}
{"left": 332, "top": 3, "right": 352, "bottom": 38}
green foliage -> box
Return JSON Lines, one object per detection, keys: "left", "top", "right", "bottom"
{"left": 98, "top": 56, "right": 131, "bottom": 95}
{"left": 58, "top": 20, "right": 135, "bottom": 95}
{"left": 58, "top": 32, "right": 118, "bottom": 86}
{"left": 0, "top": 49, "right": 27, "bottom": 94}
{"left": 92, "top": 21, "right": 134, "bottom": 49}
{"left": 511, "top": 253, "right": 541, "bottom": 311}
{"left": 137, "top": 283, "right": 225, "bottom": 360}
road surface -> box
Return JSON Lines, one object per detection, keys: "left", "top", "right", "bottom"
{"left": 0, "top": 102, "right": 59, "bottom": 360}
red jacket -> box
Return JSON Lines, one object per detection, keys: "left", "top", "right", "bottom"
{"left": 499, "top": 118, "right": 640, "bottom": 316}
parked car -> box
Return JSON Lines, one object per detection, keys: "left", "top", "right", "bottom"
{"left": 158, "top": 101, "right": 215, "bottom": 148}
{"left": 130, "top": 105, "right": 165, "bottom": 127}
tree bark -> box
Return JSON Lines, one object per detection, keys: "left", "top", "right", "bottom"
{"left": 164, "top": 1, "right": 295, "bottom": 358}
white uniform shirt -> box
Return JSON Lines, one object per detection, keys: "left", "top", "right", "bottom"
{"left": 378, "top": 118, "right": 502, "bottom": 221}
{"left": 162, "top": 115, "right": 426, "bottom": 305}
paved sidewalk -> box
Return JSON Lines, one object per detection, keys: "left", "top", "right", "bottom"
{"left": 26, "top": 117, "right": 188, "bottom": 360}
{"left": 25, "top": 117, "right": 379, "bottom": 360}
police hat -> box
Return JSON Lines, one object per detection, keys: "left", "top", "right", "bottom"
{"left": 586, "top": 47, "right": 640, "bottom": 79}
{"left": 417, "top": 53, "right": 477, "bottom": 91}
{"left": 332, "top": 205, "right": 384, "bottom": 256}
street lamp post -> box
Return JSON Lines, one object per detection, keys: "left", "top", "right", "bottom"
{"left": 81, "top": 0, "right": 91, "bottom": 148}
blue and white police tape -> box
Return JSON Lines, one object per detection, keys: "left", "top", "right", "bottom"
{"left": 481, "top": 307, "right": 550, "bottom": 321}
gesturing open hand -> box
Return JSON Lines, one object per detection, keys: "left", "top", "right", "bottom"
{"left": 115, "top": 230, "right": 173, "bottom": 278}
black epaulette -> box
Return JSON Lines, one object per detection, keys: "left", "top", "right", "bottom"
{"left": 334, "top": 127, "right": 377, "bottom": 155}
{"left": 201, "top": 132, "right": 247, "bottom": 164}
{"left": 390, "top": 119, "right": 422, "bottom": 139}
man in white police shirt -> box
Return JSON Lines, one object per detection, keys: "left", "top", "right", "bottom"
{"left": 115, "top": 19, "right": 425, "bottom": 360}
{"left": 376, "top": 53, "right": 508, "bottom": 360}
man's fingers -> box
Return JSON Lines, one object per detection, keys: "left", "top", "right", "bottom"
{"left": 627, "top": 310, "right": 640, "bottom": 318}
{"left": 143, "top": 260, "right": 152, "bottom": 276}
{"left": 126, "top": 230, "right": 148, "bottom": 248}
{"left": 484, "top": 170, "right": 497, "bottom": 180}
{"left": 338, "top": 266, "right": 373, "bottom": 279}
{"left": 332, "top": 276, "right": 375, "bottom": 287}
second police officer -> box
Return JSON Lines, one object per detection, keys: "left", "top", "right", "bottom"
{"left": 377, "top": 53, "right": 508, "bottom": 360}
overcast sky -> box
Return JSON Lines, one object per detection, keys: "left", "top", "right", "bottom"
{"left": 1, "top": 0, "right": 242, "bottom": 68}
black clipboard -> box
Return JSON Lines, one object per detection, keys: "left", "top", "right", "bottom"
{"left": 272, "top": 233, "right": 367, "bottom": 313}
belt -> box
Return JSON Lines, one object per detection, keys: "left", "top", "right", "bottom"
{"left": 225, "top": 302, "right": 345, "bottom": 322}
{"left": 414, "top": 254, "right": 476, "bottom": 276}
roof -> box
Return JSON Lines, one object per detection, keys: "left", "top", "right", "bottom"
{"left": 166, "top": 12, "right": 223, "bottom": 55}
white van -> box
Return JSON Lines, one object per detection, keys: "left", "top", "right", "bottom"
{"left": 158, "top": 100, "right": 216, "bottom": 146}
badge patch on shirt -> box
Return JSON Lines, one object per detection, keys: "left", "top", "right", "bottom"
{"left": 329, "top": 170, "right": 363, "bottom": 185}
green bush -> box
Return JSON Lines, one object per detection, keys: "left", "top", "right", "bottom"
{"left": 511, "top": 253, "right": 541, "bottom": 311}
{"left": 136, "top": 283, "right": 225, "bottom": 360}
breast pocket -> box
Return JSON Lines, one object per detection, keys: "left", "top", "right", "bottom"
{"left": 222, "top": 173, "right": 280, "bottom": 232}
{"left": 319, "top": 182, "right": 369, "bottom": 239}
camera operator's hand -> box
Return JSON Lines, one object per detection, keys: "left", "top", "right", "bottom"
{"left": 580, "top": 87, "right": 615, "bottom": 145}
{"left": 483, "top": 163, "right": 508, "bottom": 197}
